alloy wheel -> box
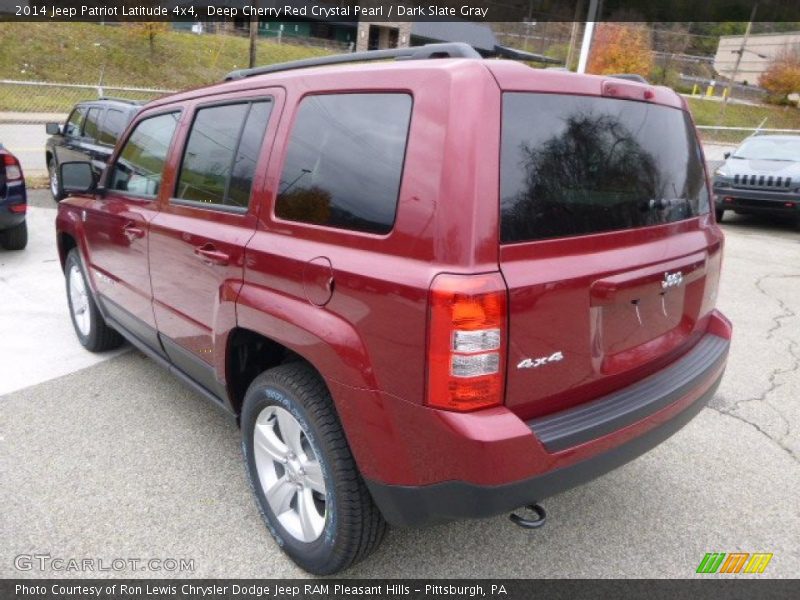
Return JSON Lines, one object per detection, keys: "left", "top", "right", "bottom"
{"left": 68, "top": 264, "right": 91, "bottom": 337}
{"left": 253, "top": 405, "right": 327, "bottom": 543}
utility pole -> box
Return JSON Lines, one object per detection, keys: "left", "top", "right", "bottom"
{"left": 721, "top": 2, "right": 758, "bottom": 120}
{"left": 565, "top": 0, "right": 584, "bottom": 70}
{"left": 576, "top": 0, "right": 599, "bottom": 74}
{"left": 249, "top": 0, "right": 259, "bottom": 69}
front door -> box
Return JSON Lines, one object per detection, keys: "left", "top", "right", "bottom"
{"left": 82, "top": 110, "right": 182, "bottom": 351}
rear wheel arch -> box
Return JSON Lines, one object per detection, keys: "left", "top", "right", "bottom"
{"left": 225, "top": 327, "right": 318, "bottom": 418}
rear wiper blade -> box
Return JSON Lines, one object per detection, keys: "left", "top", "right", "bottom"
{"left": 642, "top": 198, "right": 689, "bottom": 211}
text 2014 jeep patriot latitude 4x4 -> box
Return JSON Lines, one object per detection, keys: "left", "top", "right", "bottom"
{"left": 55, "top": 44, "right": 731, "bottom": 574}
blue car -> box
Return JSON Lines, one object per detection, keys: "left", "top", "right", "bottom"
{"left": 0, "top": 143, "right": 27, "bottom": 250}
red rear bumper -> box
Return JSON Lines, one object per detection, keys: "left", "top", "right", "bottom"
{"left": 330, "top": 311, "right": 731, "bottom": 526}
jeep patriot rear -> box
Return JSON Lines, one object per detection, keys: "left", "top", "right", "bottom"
{"left": 55, "top": 44, "right": 731, "bottom": 574}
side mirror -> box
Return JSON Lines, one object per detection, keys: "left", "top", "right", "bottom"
{"left": 59, "top": 161, "right": 97, "bottom": 195}
{"left": 723, "top": 152, "right": 731, "bottom": 159}
{"left": 45, "top": 122, "right": 61, "bottom": 135}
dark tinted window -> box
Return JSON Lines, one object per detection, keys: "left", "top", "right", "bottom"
{"left": 83, "top": 107, "right": 102, "bottom": 140}
{"left": 109, "top": 112, "right": 180, "bottom": 197}
{"left": 65, "top": 108, "right": 85, "bottom": 137}
{"left": 228, "top": 102, "right": 272, "bottom": 207}
{"left": 175, "top": 100, "right": 271, "bottom": 208}
{"left": 99, "top": 109, "right": 128, "bottom": 146}
{"left": 276, "top": 93, "right": 412, "bottom": 234}
{"left": 500, "top": 93, "right": 710, "bottom": 243}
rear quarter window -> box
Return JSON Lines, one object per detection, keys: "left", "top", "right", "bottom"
{"left": 275, "top": 93, "right": 412, "bottom": 235}
{"left": 500, "top": 93, "right": 709, "bottom": 243}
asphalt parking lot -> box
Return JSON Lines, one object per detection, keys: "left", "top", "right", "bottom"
{"left": 1, "top": 190, "right": 798, "bottom": 578}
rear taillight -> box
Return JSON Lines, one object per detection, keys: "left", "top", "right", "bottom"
{"left": 426, "top": 273, "right": 507, "bottom": 412}
{"left": 3, "top": 153, "right": 22, "bottom": 181}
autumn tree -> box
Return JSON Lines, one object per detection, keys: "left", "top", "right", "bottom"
{"left": 759, "top": 46, "right": 800, "bottom": 104}
{"left": 587, "top": 22, "right": 654, "bottom": 78}
{"left": 125, "top": 22, "right": 171, "bottom": 54}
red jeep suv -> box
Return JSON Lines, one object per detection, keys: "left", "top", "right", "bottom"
{"left": 55, "top": 44, "right": 731, "bottom": 574}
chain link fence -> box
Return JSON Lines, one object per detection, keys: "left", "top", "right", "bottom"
{"left": 0, "top": 80, "right": 175, "bottom": 122}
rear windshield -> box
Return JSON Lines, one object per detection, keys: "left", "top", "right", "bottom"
{"left": 500, "top": 93, "right": 709, "bottom": 243}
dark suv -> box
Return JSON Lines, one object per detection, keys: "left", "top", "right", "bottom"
{"left": 55, "top": 44, "right": 731, "bottom": 575}
{"left": 45, "top": 98, "right": 140, "bottom": 201}
{"left": 713, "top": 134, "right": 800, "bottom": 227}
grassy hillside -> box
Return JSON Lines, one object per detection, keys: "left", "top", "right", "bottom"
{"left": 0, "top": 22, "right": 330, "bottom": 112}
{"left": 685, "top": 97, "right": 800, "bottom": 143}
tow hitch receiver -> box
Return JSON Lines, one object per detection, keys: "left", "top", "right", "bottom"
{"left": 509, "top": 503, "right": 547, "bottom": 529}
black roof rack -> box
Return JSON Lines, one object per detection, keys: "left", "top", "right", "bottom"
{"left": 224, "top": 42, "right": 482, "bottom": 81}
{"left": 607, "top": 74, "right": 649, "bottom": 84}
{"left": 96, "top": 96, "right": 144, "bottom": 105}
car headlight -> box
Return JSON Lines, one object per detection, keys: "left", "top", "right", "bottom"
{"left": 714, "top": 167, "right": 729, "bottom": 177}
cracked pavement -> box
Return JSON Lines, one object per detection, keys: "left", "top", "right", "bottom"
{"left": 1, "top": 192, "right": 798, "bottom": 578}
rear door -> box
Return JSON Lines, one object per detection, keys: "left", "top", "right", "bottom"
{"left": 148, "top": 91, "right": 280, "bottom": 397}
{"left": 498, "top": 91, "right": 722, "bottom": 419}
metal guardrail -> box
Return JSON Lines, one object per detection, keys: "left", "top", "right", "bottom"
{"left": 695, "top": 125, "right": 800, "bottom": 145}
{"left": 695, "top": 126, "right": 800, "bottom": 133}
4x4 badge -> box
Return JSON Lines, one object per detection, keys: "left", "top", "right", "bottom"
{"left": 517, "top": 351, "right": 564, "bottom": 370}
{"left": 662, "top": 271, "right": 684, "bottom": 289}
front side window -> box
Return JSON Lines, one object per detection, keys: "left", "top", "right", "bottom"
{"left": 500, "top": 93, "right": 710, "bottom": 243}
{"left": 83, "top": 107, "right": 102, "bottom": 141}
{"left": 109, "top": 112, "right": 180, "bottom": 197}
{"left": 64, "top": 107, "right": 85, "bottom": 137}
{"left": 175, "top": 100, "right": 272, "bottom": 209}
{"left": 275, "top": 93, "right": 412, "bottom": 234}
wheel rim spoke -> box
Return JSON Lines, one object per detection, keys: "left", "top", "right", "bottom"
{"left": 276, "top": 409, "right": 304, "bottom": 456}
{"left": 297, "top": 486, "right": 323, "bottom": 540}
{"left": 302, "top": 460, "right": 325, "bottom": 494}
{"left": 254, "top": 422, "right": 288, "bottom": 463}
{"left": 265, "top": 475, "right": 296, "bottom": 515}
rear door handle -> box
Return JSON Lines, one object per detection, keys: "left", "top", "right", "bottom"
{"left": 122, "top": 222, "right": 145, "bottom": 240}
{"left": 194, "top": 243, "right": 230, "bottom": 266}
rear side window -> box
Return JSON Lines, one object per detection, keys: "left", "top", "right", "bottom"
{"left": 500, "top": 93, "right": 709, "bottom": 243}
{"left": 83, "top": 107, "right": 102, "bottom": 140}
{"left": 175, "top": 100, "right": 272, "bottom": 209}
{"left": 64, "top": 107, "right": 85, "bottom": 137}
{"left": 109, "top": 112, "right": 180, "bottom": 197}
{"left": 99, "top": 109, "right": 127, "bottom": 146}
{"left": 275, "top": 93, "right": 412, "bottom": 234}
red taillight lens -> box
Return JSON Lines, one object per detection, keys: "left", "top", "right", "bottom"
{"left": 3, "top": 153, "right": 22, "bottom": 181}
{"left": 426, "top": 273, "right": 507, "bottom": 412}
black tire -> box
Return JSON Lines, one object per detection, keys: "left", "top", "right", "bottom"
{"left": 64, "top": 249, "right": 124, "bottom": 352}
{"left": 0, "top": 221, "right": 27, "bottom": 250}
{"left": 715, "top": 207, "right": 725, "bottom": 223}
{"left": 49, "top": 159, "right": 64, "bottom": 202}
{"left": 242, "top": 363, "right": 387, "bottom": 575}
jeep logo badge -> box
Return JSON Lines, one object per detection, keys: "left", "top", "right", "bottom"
{"left": 662, "top": 271, "right": 683, "bottom": 289}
